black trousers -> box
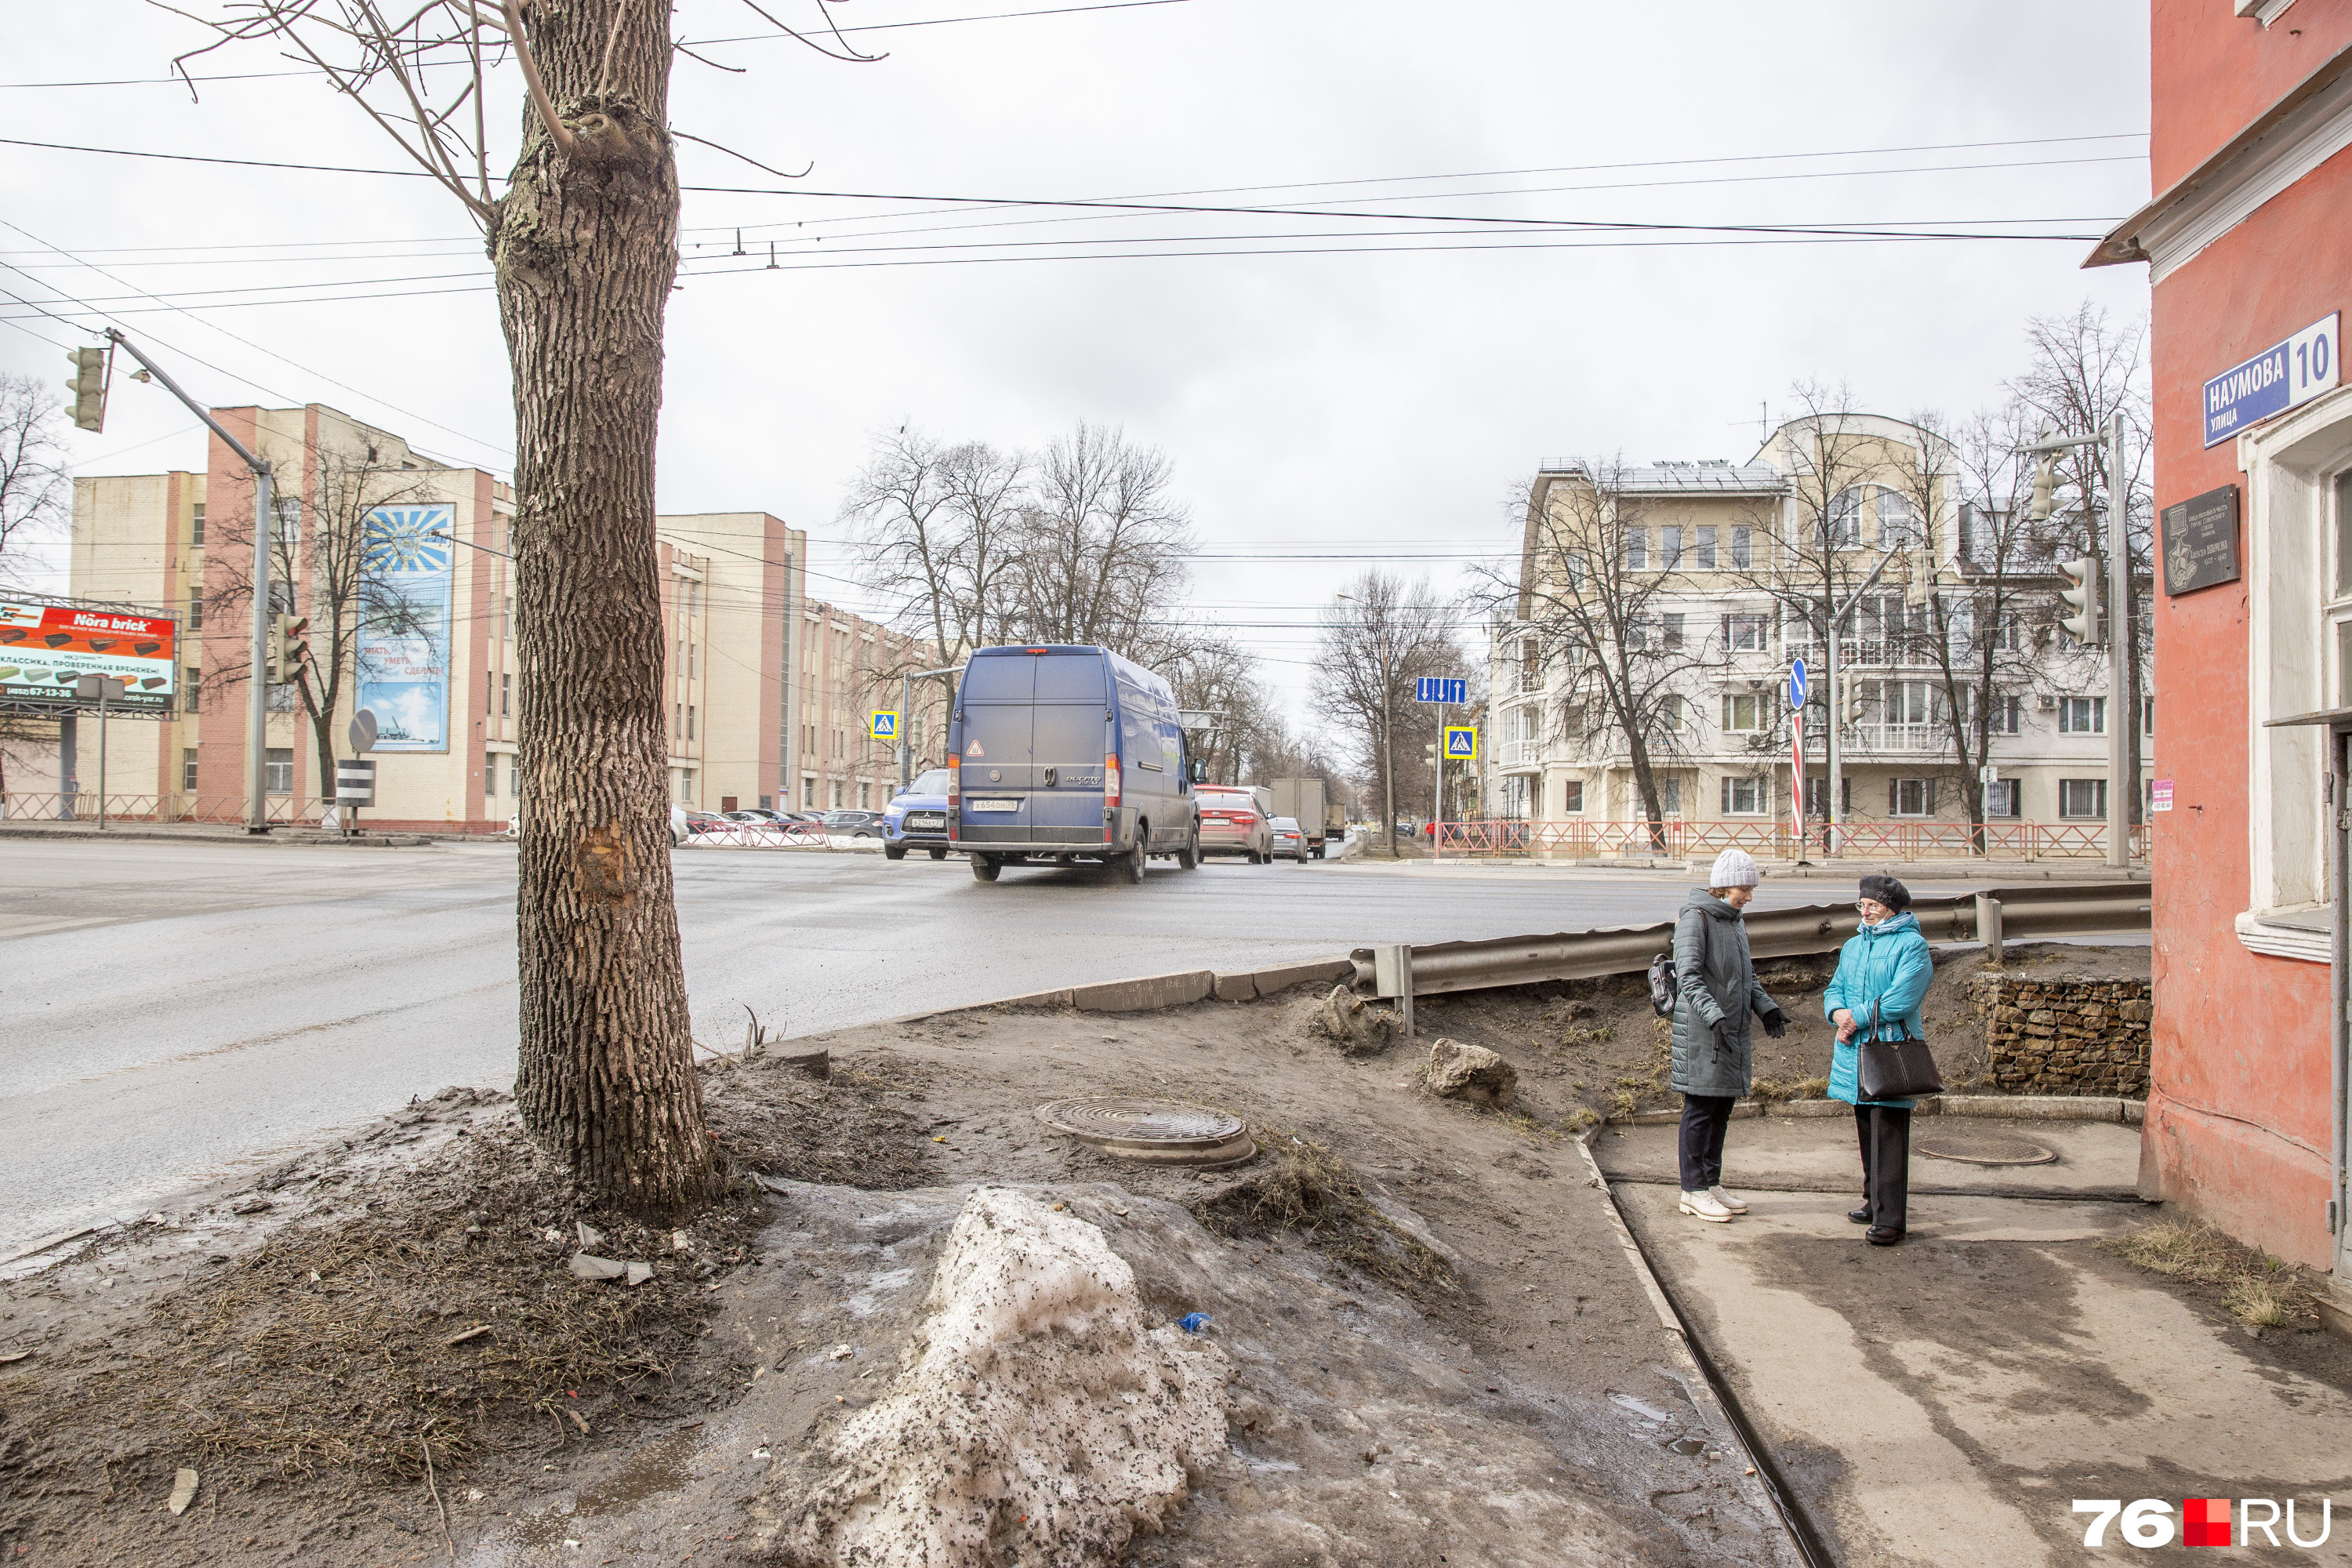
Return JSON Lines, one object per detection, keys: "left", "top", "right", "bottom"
{"left": 1854, "top": 1103, "right": 1912, "bottom": 1230}
{"left": 1678, "top": 1094, "right": 1737, "bottom": 1192}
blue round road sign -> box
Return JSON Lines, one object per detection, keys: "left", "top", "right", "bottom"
{"left": 1788, "top": 658, "right": 1808, "bottom": 709}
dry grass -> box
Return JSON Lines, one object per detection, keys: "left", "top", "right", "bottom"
{"left": 1749, "top": 1076, "right": 1831, "bottom": 1104}
{"left": 1193, "top": 1129, "right": 1456, "bottom": 1296}
{"left": 2100, "top": 1221, "right": 2319, "bottom": 1330}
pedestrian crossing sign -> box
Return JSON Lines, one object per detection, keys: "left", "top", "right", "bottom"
{"left": 869, "top": 710, "right": 898, "bottom": 740}
{"left": 1444, "top": 725, "right": 1478, "bottom": 760}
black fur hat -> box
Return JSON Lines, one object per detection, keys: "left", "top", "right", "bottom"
{"left": 1857, "top": 873, "right": 1911, "bottom": 912}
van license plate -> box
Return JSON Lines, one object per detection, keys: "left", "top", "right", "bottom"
{"left": 967, "top": 798, "right": 1018, "bottom": 812}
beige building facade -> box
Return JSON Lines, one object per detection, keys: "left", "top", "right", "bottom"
{"left": 61, "top": 405, "right": 821, "bottom": 829}
{"left": 792, "top": 600, "right": 948, "bottom": 814}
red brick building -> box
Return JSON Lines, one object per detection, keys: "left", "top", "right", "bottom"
{"left": 2090, "top": 2, "right": 2352, "bottom": 1273}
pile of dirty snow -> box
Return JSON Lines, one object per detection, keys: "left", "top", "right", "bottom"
{"left": 782, "top": 1186, "right": 1229, "bottom": 1566}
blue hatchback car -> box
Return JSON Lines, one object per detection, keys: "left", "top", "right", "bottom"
{"left": 883, "top": 768, "right": 953, "bottom": 861}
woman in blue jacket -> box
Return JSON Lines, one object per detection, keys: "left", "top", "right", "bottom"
{"left": 1823, "top": 874, "right": 1933, "bottom": 1246}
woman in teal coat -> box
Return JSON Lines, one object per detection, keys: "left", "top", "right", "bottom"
{"left": 1822, "top": 874, "right": 1933, "bottom": 1246}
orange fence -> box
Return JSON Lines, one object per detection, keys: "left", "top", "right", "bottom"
{"left": 1434, "top": 818, "right": 2151, "bottom": 861}
{"left": 2, "top": 791, "right": 325, "bottom": 826}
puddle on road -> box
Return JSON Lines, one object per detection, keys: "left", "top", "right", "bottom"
{"left": 575, "top": 1428, "right": 703, "bottom": 1516}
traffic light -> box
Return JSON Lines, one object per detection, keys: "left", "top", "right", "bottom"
{"left": 2057, "top": 555, "right": 2103, "bottom": 646}
{"left": 64, "top": 346, "right": 107, "bottom": 432}
{"left": 2027, "top": 452, "right": 2059, "bottom": 522}
{"left": 270, "top": 613, "right": 310, "bottom": 684}
{"left": 1840, "top": 678, "right": 1868, "bottom": 729}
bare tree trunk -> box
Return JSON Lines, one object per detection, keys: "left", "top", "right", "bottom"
{"left": 498, "top": 4, "right": 713, "bottom": 1218}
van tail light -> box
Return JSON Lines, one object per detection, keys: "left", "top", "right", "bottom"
{"left": 1103, "top": 752, "right": 1120, "bottom": 843}
{"left": 946, "top": 754, "right": 959, "bottom": 808}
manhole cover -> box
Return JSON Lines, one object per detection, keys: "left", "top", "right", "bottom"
{"left": 1035, "top": 1098, "right": 1257, "bottom": 1167}
{"left": 1916, "top": 1133, "right": 2059, "bottom": 1167}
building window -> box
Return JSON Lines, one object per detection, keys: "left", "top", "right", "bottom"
{"left": 677, "top": 770, "right": 695, "bottom": 804}
{"left": 1661, "top": 694, "right": 1684, "bottom": 731}
{"left": 1875, "top": 488, "right": 1919, "bottom": 548}
{"left": 1662, "top": 612, "right": 1686, "bottom": 648}
{"left": 1624, "top": 618, "right": 1648, "bottom": 652}
{"left": 1659, "top": 526, "right": 1682, "bottom": 570}
{"left": 1889, "top": 778, "right": 1934, "bottom": 817}
{"left": 510, "top": 756, "right": 523, "bottom": 799}
{"left": 2059, "top": 696, "right": 2106, "bottom": 735}
{"left": 830, "top": 779, "right": 844, "bottom": 808}
{"left": 1694, "top": 526, "right": 1717, "bottom": 569}
{"left": 1725, "top": 614, "right": 1768, "bottom": 653}
{"left": 1722, "top": 775, "right": 1766, "bottom": 815}
{"left": 2143, "top": 695, "right": 2154, "bottom": 736}
{"left": 1560, "top": 779, "right": 1584, "bottom": 813}
{"left": 1828, "top": 487, "right": 1864, "bottom": 548}
{"left": 2059, "top": 779, "right": 2107, "bottom": 819}
{"left": 687, "top": 705, "right": 696, "bottom": 741}
{"left": 1730, "top": 526, "right": 1752, "bottom": 570}
{"left": 1623, "top": 530, "right": 1646, "bottom": 572}
{"left": 1803, "top": 776, "right": 1854, "bottom": 819}
{"left": 858, "top": 782, "right": 871, "bottom": 810}
{"left": 187, "top": 590, "right": 203, "bottom": 633}
{"left": 802, "top": 776, "right": 815, "bottom": 808}
{"left": 264, "top": 748, "right": 293, "bottom": 795}
{"left": 1518, "top": 636, "right": 1541, "bottom": 695}
{"left": 191, "top": 503, "right": 205, "bottom": 546}
{"left": 1658, "top": 776, "right": 1683, "bottom": 815}
{"left": 181, "top": 748, "right": 199, "bottom": 793}
{"left": 1984, "top": 779, "right": 2021, "bottom": 818}
{"left": 183, "top": 670, "right": 200, "bottom": 713}
{"left": 1560, "top": 699, "right": 1586, "bottom": 740}
{"left": 1721, "top": 693, "right": 1762, "bottom": 732}
{"left": 1990, "top": 694, "right": 2022, "bottom": 734}
{"left": 500, "top": 673, "right": 511, "bottom": 717}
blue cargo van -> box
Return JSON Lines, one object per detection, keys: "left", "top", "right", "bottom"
{"left": 948, "top": 644, "right": 1200, "bottom": 884}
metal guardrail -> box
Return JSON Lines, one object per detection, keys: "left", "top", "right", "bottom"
{"left": 1351, "top": 882, "right": 2151, "bottom": 997}
{"left": 1, "top": 790, "right": 325, "bottom": 825}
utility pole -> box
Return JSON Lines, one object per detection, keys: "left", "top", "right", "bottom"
{"left": 107, "top": 329, "right": 276, "bottom": 834}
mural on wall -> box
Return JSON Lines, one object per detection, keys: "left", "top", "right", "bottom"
{"left": 357, "top": 503, "right": 454, "bottom": 752}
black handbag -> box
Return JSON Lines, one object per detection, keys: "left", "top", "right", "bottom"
{"left": 1856, "top": 1000, "right": 1944, "bottom": 1100}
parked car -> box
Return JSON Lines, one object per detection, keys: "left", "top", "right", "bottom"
{"left": 821, "top": 808, "right": 884, "bottom": 839}
{"left": 669, "top": 803, "right": 688, "bottom": 844}
{"left": 948, "top": 643, "right": 1200, "bottom": 884}
{"left": 681, "top": 809, "right": 731, "bottom": 837}
{"left": 1196, "top": 786, "right": 1273, "bottom": 863}
{"left": 884, "top": 768, "right": 953, "bottom": 861}
{"left": 1269, "top": 815, "right": 1307, "bottom": 862}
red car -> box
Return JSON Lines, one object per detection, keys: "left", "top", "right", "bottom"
{"left": 1195, "top": 786, "right": 1274, "bottom": 863}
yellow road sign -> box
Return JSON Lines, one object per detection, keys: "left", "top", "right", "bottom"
{"left": 1444, "top": 724, "right": 1478, "bottom": 761}
{"left": 869, "top": 710, "right": 899, "bottom": 740}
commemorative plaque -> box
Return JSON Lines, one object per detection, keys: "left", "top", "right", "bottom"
{"left": 2160, "top": 484, "right": 2241, "bottom": 597}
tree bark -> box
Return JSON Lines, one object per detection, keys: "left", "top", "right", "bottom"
{"left": 495, "top": 2, "right": 713, "bottom": 1218}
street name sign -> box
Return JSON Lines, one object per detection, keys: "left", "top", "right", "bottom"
{"left": 2202, "top": 311, "right": 2338, "bottom": 446}
{"left": 1417, "top": 677, "right": 1467, "bottom": 705}
{"left": 1444, "top": 725, "right": 1478, "bottom": 760}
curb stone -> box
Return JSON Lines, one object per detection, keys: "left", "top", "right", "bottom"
{"left": 1616, "top": 1094, "right": 2147, "bottom": 1127}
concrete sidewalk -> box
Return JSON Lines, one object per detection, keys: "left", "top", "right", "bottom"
{"left": 1595, "top": 1116, "right": 2352, "bottom": 1566}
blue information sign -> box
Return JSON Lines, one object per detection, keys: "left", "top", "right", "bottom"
{"left": 1788, "top": 658, "right": 1808, "bottom": 710}
{"left": 2203, "top": 312, "right": 2339, "bottom": 447}
{"left": 1416, "top": 676, "right": 1468, "bottom": 705}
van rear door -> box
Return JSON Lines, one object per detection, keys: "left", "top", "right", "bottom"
{"left": 1030, "top": 652, "right": 1110, "bottom": 842}
{"left": 955, "top": 655, "right": 1033, "bottom": 844}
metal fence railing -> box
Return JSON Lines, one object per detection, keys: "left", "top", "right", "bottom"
{"left": 1354, "top": 882, "right": 2153, "bottom": 996}
{"left": 1434, "top": 818, "right": 2151, "bottom": 861}
{"left": 1, "top": 791, "right": 326, "bottom": 826}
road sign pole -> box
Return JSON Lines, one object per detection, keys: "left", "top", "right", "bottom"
{"left": 1434, "top": 701, "right": 1443, "bottom": 863}
{"left": 96, "top": 681, "right": 109, "bottom": 832}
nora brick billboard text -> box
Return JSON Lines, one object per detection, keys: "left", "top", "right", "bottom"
{"left": 0, "top": 599, "right": 177, "bottom": 713}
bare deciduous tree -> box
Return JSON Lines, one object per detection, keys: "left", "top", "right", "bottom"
{"left": 1313, "top": 572, "right": 1469, "bottom": 855}
{"left": 0, "top": 372, "right": 67, "bottom": 579}
{"left": 844, "top": 430, "right": 1028, "bottom": 664}
{"left": 151, "top": 0, "right": 870, "bottom": 1214}
{"left": 1011, "top": 423, "right": 1196, "bottom": 664}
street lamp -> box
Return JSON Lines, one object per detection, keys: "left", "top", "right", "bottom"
{"left": 1337, "top": 591, "right": 1399, "bottom": 858}
{"left": 2016, "top": 416, "right": 2133, "bottom": 871}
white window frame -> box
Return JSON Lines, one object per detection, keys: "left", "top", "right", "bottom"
{"left": 2238, "top": 387, "right": 2352, "bottom": 960}
{"left": 2059, "top": 695, "right": 2106, "bottom": 735}
{"left": 1721, "top": 692, "right": 1762, "bottom": 733}
{"left": 1694, "top": 526, "right": 1717, "bottom": 569}
{"left": 1721, "top": 774, "right": 1767, "bottom": 816}
{"left": 2059, "top": 778, "right": 2107, "bottom": 820}
{"left": 1891, "top": 777, "right": 1933, "bottom": 818}
{"left": 1984, "top": 779, "right": 2021, "bottom": 818}
{"left": 1559, "top": 778, "right": 1585, "bottom": 814}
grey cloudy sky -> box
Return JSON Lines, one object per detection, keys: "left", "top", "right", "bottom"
{"left": 1, "top": 0, "right": 2151, "bottom": 719}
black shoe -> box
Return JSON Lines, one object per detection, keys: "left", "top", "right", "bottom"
{"left": 1847, "top": 1207, "right": 1871, "bottom": 1225}
{"left": 1865, "top": 1226, "right": 1904, "bottom": 1247}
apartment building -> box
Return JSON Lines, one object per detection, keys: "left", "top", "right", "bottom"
{"left": 791, "top": 599, "right": 947, "bottom": 813}
{"left": 67, "top": 405, "right": 812, "bottom": 828}
{"left": 1484, "top": 413, "right": 2154, "bottom": 844}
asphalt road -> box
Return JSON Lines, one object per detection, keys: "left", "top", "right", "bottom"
{"left": 0, "top": 837, "right": 2001, "bottom": 1256}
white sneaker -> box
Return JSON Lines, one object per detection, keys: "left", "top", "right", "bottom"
{"left": 1709, "top": 1185, "right": 1749, "bottom": 1214}
{"left": 1679, "top": 1190, "right": 1734, "bottom": 1223}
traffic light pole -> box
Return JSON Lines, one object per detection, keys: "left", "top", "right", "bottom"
{"left": 104, "top": 330, "right": 276, "bottom": 833}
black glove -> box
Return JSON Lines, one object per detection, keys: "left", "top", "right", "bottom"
{"left": 1711, "top": 1017, "right": 1737, "bottom": 1054}
{"left": 1759, "top": 1007, "right": 1788, "bottom": 1040}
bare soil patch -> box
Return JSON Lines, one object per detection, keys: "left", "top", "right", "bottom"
{"left": 0, "top": 984, "right": 1806, "bottom": 1567}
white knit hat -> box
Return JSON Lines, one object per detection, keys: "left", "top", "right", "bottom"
{"left": 1708, "top": 848, "right": 1760, "bottom": 888}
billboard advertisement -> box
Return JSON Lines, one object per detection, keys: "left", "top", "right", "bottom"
{"left": 355, "top": 503, "right": 454, "bottom": 752}
{"left": 0, "top": 598, "right": 178, "bottom": 713}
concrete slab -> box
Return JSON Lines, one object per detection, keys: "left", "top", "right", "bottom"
{"left": 1608, "top": 1114, "right": 2352, "bottom": 1567}
{"left": 1592, "top": 1113, "right": 2147, "bottom": 1200}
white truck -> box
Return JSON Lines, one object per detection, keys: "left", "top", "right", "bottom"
{"left": 1268, "top": 778, "right": 1338, "bottom": 859}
